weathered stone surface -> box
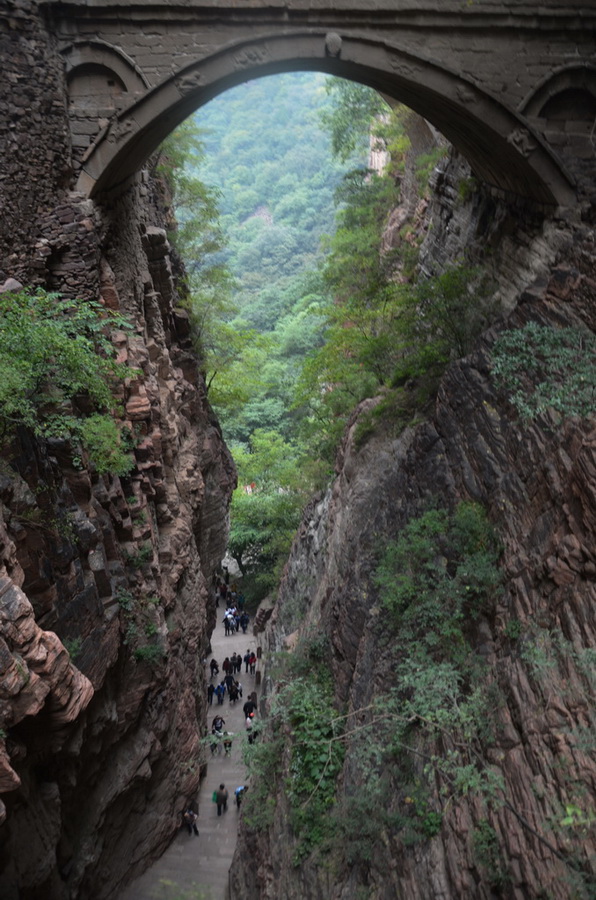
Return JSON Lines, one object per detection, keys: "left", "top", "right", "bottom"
{"left": 0, "top": 6, "right": 235, "bottom": 898}
{"left": 231, "top": 159, "right": 596, "bottom": 899}
{"left": 46, "top": 0, "right": 592, "bottom": 207}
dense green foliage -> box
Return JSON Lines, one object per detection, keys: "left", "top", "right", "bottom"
{"left": 242, "top": 505, "right": 507, "bottom": 868}
{"left": 227, "top": 430, "right": 307, "bottom": 595}
{"left": 319, "top": 77, "right": 388, "bottom": 161}
{"left": 321, "top": 503, "right": 506, "bottom": 864}
{"left": 373, "top": 500, "right": 502, "bottom": 748}
{"left": 0, "top": 288, "right": 135, "bottom": 474}
{"left": 376, "top": 502, "right": 502, "bottom": 633}
{"left": 242, "top": 633, "right": 345, "bottom": 860}
{"left": 491, "top": 320, "right": 596, "bottom": 420}
{"left": 191, "top": 74, "right": 350, "bottom": 448}
{"left": 183, "top": 74, "right": 378, "bottom": 598}
{"left": 195, "top": 74, "right": 348, "bottom": 289}
{"left": 170, "top": 73, "right": 490, "bottom": 601}
{"left": 298, "top": 201, "right": 493, "bottom": 457}
{"left": 157, "top": 119, "right": 226, "bottom": 266}
{"left": 156, "top": 121, "right": 253, "bottom": 410}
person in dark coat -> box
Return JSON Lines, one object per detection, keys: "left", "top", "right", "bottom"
{"left": 216, "top": 783, "right": 229, "bottom": 816}
{"left": 212, "top": 714, "right": 225, "bottom": 733}
{"left": 183, "top": 808, "right": 199, "bottom": 835}
{"left": 243, "top": 698, "right": 257, "bottom": 718}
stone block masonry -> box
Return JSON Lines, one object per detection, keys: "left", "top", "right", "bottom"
{"left": 48, "top": 0, "right": 593, "bottom": 206}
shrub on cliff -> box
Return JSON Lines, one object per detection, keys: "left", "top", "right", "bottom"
{"left": 491, "top": 320, "right": 596, "bottom": 420}
{"left": 0, "top": 287, "right": 135, "bottom": 474}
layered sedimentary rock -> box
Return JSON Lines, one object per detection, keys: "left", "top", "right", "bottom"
{"left": 1, "top": 1, "right": 595, "bottom": 898}
{"left": 0, "top": 206, "right": 235, "bottom": 899}
{"left": 0, "top": 196, "right": 235, "bottom": 899}
{"left": 231, "top": 160, "right": 596, "bottom": 897}
{"left": 0, "top": 4, "right": 235, "bottom": 898}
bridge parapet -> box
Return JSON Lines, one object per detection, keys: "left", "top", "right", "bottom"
{"left": 41, "top": 1, "right": 595, "bottom": 206}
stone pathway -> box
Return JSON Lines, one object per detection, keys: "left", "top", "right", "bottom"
{"left": 119, "top": 618, "right": 261, "bottom": 900}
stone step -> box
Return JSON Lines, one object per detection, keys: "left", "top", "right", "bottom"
{"left": 118, "top": 620, "right": 262, "bottom": 900}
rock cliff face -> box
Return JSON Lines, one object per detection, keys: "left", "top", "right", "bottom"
{"left": 1, "top": 2, "right": 595, "bottom": 899}
{"left": 0, "top": 3, "right": 235, "bottom": 898}
{"left": 231, "top": 159, "right": 596, "bottom": 898}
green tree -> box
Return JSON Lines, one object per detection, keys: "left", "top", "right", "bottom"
{"left": 0, "top": 288, "right": 135, "bottom": 474}
{"left": 319, "top": 78, "right": 388, "bottom": 161}
{"left": 491, "top": 321, "right": 596, "bottom": 420}
{"left": 292, "top": 133, "right": 492, "bottom": 458}
{"left": 227, "top": 430, "right": 308, "bottom": 595}
{"left": 156, "top": 119, "right": 225, "bottom": 264}
{"left": 156, "top": 120, "right": 256, "bottom": 406}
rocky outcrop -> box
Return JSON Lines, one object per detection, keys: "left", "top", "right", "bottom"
{"left": 231, "top": 169, "right": 596, "bottom": 896}
{"left": 0, "top": 528, "right": 94, "bottom": 823}
{"left": 0, "top": 192, "right": 236, "bottom": 896}
{"left": 0, "top": 5, "right": 235, "bottom": 899}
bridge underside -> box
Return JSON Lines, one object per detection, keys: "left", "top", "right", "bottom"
{"left": 51, "top": 4, "right": 595, "bottom": 209}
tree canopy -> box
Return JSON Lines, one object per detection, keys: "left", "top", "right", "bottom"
{"left": 166, "top": 73, "right": 483, "bottom": 602}
{"left": 0, "top": 288, "right": 135, "bottom": 475}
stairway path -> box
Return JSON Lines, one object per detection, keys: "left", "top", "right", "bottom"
{"left": 119, "top": 617, "right": 260, "bottom": 900}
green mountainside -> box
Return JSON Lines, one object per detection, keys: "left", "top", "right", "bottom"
{"left": 194, "top": 72, "right": 348, "bottom": 309}
{"left": 177, "top": 75, "right": 470, "bottom": 599}
{"left": 188, "top": 73, "right": 359, "bottom": 593}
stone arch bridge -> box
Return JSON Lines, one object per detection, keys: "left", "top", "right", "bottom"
{"left": 44, "top": 0, "right": 596, "bottom": 209}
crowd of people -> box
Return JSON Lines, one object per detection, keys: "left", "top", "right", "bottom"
{"left": 179, "top": 589, "right": 259, "bottom": 842}
{"left": 208, "top": 650, "right": 256, "bottom": 685}
{"left": 222, "top": 606, "right": 250, "bottom": 635}
{"left": 214, "top": 572, "right": 246, "bottom": 612}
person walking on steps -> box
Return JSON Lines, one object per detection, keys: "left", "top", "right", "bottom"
{"left": 245, "top": 713, "right": 255, "bottom": 744}
{"left": 212, "top": 713, "right": 225, "bottom": 733}
{"left": 216, "top": 783, "right": 228, "bottom": 816}
{"left": 243, "top": 698, "right": 257, "bottom": 718}
{"left": 183, "top": 808, "right": 199, "bottom": 836}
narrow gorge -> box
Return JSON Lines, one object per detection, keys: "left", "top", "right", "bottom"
{"left": 1, "top": 2, "right": 595, "bottom": 899}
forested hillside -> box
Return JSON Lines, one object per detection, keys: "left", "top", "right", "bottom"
{"left": 192, "top": 73, "right": 350, "bottom": 443}
{"left": 185, "top": 73, "right": 371, "bottom": 596}
{"left": 168, "top": 73, "right": 457, "bottom": 599}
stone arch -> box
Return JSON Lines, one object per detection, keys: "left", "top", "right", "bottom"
{"left": 521, "top": 65, "right": 596, "bottom": 119}
{"left": 76, "top": 32, "right": 575, "bottom": 208}
{"left": 62, "top": 41, "right": 150, "bottom": 110}
{"left": 520, "top": 65, "right": 596, "bottom": 165}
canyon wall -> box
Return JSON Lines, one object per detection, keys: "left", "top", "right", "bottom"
{"left": 0, "top": 2, "right": 235, "bottom": 897}
{"left": 231, "top": 156, "right": 596, "bottom": 898}
{"left": 1, "top": 1, "right": 595, "bottom": 898}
